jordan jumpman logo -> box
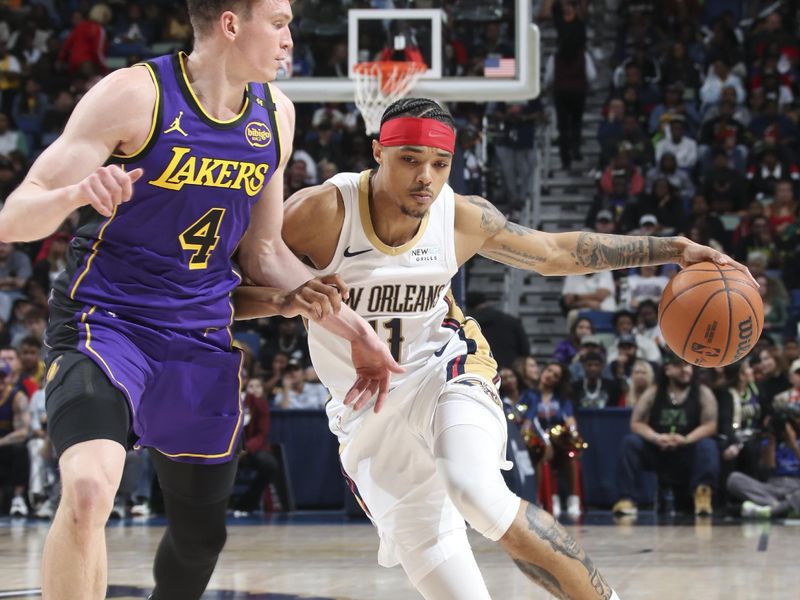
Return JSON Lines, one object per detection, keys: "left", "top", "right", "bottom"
{"left": 164, "top": 111, "right": 188, "bottom": 136}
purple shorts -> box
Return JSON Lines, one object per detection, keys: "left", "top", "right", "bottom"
{"left": 47, "top": 301, "right": 244, "bottom": 464}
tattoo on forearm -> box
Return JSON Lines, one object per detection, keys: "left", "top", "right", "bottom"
{"left": 484, "top": 243, "right": 546, "bottom": 267}
{"left": 504, "top": 221, "right": 529, "bottom": 236}
{"left": 513, "top": 559, "right": 569, "bottom": 600}
{"left": 520, "top": 503, "right": 613, "bottom": 600}
{"left": 572, "top": 232, "right": 683, "bottom": 270}
{"left": 468, "top": 196, "right": 506, "bottom": 235}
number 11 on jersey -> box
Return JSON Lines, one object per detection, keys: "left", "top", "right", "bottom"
{"left": 369, "top": 318, "right": 405, "bottom": 362}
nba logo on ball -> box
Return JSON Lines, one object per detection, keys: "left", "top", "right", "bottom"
{"left": 658, "top": 262, "right": 764, "bottom": 367}
{"left": 245, "top": 121, "right": 272, "bottom": 148}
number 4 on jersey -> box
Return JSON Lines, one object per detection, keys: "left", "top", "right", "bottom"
{"left": 179, "top": 208, "right": 225, "bottom": 269}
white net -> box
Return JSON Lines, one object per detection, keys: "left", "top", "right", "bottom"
{"left": 353, "top": 61, "right": 426, "bottom": 135}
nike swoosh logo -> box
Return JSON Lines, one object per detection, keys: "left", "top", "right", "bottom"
{"left": 343, "top": 246, "right": 372, "bottom": 258}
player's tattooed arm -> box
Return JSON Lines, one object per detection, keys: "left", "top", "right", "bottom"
{"left": 514, "top": 504, "right": 613, "bottom": 600}
{"left": 571, "top": 232, "right": 684, "bottom": 270}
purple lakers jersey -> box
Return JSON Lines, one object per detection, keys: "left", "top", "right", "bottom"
{"left": 53, "top": 52, "right": 281, "bottom": 329}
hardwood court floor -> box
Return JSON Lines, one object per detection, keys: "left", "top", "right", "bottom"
{"left": 0, "top": 514, "right": 797, "bottom": 599}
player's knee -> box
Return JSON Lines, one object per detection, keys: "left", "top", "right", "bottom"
{"left": 62, "top": 475, "right": 117, "bottom": 532}
{"left": 172, "top": 515, "right": 228, "bottom": 564}
{"left": 438, "top": 461, "right": 518, "bottom": 540}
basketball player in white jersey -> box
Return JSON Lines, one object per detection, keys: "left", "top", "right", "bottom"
{"left": 236, "top": 99, "right": 754, "bottom": 600}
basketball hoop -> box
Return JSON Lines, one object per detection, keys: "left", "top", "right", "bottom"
{"left": 353, "top": 61, "right": 426, "bottom": 135}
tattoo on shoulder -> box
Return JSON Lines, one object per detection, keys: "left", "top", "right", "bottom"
{"left": 572, "top": 232, "right": 682, "bottom": 270}
{"left": 516, "top": 503, "right": 613, "bottom": 600}
{"left": 468, "top": 195, "right": 506, "bottom": 235}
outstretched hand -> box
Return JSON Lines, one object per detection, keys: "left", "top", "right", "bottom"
{"left": 343, "top": 333, "right": 404, "bottom": 414}
{"left": 679, "top": 240, "right": 758, "bottom": 287}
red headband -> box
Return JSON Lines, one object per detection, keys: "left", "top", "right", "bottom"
{"left": 379, "top": 117, "right": 456, "bottom": 154}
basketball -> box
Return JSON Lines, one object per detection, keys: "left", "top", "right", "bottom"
{"left": 658, "top": 262, "right": 764, "bottom": 367}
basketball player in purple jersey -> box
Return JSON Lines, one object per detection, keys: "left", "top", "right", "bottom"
{"left": 0, "top": 2, "right": 400, "bottom": 599}
{"left": 238, "top": 99, "right": 754, "bottom": 599}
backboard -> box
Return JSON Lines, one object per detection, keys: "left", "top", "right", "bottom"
{"left": 279, "top": 0, "right": 539, "bottom": 103}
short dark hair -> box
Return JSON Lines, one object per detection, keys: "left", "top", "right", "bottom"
{"left": 186, "top": 0, "right": 256, "bottom": 36}
{"left": 380, "top": 98, "right": 456, "bottom": 131}
{"left": 19, "top": 336, "right": 41, "bottom": 350}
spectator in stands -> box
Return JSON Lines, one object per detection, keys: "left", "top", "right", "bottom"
{"left": 569, "top": 334, "right": 606, "bottom": 381}
{"left": 607, "top": 309, "right": 662, "bottom": 365}
{"left": 545, "top": 0, "right": 593, "bottom": 169}
{"left": 57, "top": 5, "right": 110, "bottom": 75}
{"left": 465, "top": 292, "right": 530, "bottom": 369}
{"left": 784, "top": 340, "right": 800, "bottom": 369}
{"left": 637, "top": 299, "right": 664, "bottom": 346}
{"left": 688, "top": 193, "right": 728, "bottom": 252}
{"left": 747, "top": 146, "right": 799, "bottom": 203}
{"left": 0, "top": 345, "right": 37, "bottom": 399}
{"left": 604, "top": 332, "right": 638, "bottom": 389}
{"left": 572, "top": 351, "right": 622, "bottom": 409}
{"left": 26, "top": 385, "right": 58, "bottom": 519}
{"left": 0, "top": 359, "right": 30, "bottom": 516}
{"left": 613, "top": 357, "right": 718, "bottom": 516}
{"left": 32, "top": 231, "right": 68, "bottom": 291}
{"left": 0, "top": 112, "right": 27, "bottom": 157}
{"left": 162, "top": 5, "right": 193, "bottom": 44}
{"left": 655, "top": 115, "right": 698, "bottom": 172}
{"left": 521, "top": 361, "right": 582, "bottom": 519}
{"left": 553, "top": 316, "right": 593, "bottom": 366}
{"left": 623, "top": 266, "right": 669, "bottom": 311}
{"left": 587, "top": 172, "right": 637, "bottom": 229}
{"left": 747, "top": 254, "right": 787, "bottom": 315}
{"left": 18, "top": 335, "right": 44, "bottom": 386}
{"left": 659, "top": 40, "right": 702, "bottom": 93}
{"left": 768, "top": 180, "right": 797, "bottom": 236}
{"left": 12, "top": 308, "right": 46, "bottom": 348}
{"left": 512, "top": 355, "right": 539, "bottom": 394}
{"left": 700, "top": 57, "right": 745, "bottom": 112}
{"left": 758, "top": 273, "right": 788, "bottom": 336}
{"left": 727, "top": 358, "right": 800, "bottom": 519}
{"left": 499, "top": 367, "right": 524, "bottom": 420}
{"left": 755, "top": 346, "right": 791, "bottom": 419}
{"left": 702, "top": 150, "right": 747, "bottom": 215}
{"left": 561, "top": 265, "right": 617, "bottom": 316}
{"left": 262, "top": 351, "right": 289, "bottom": 403}
{"left": 112, "top": 3, "right": 154, "bottom": 49}
{"left": 703, "top": 85, "right": 752, "bottom": 126}
{"left": 0, "top": 240, "right": 31, "bottom": 321}
{"left": 233, "top": 377, "right": 279, "bottom": 515}
{"left": 624, "top": 359, "right": 654, "bottom": 408}
{"left": 276, "top": 359, "right": 328, "bottom": 409}
{"left": 0, "top": 39, "right": 21, "bottom": 113}
{"left": 262, "top": 316, "right": 309, "bottom": 369}
{"left": 749, "top": 94, "right": 798, "bottom": 151}
{"left": 648, "top": 83, "right": 700, "bottom": 136}
{"left": 11, "top": 78, "right": 48, "bottom": 149}
{"left": 597, "top": 98, "right": 624, "bottom": 156}
{"left": 631, "top": 178, "right": 685, "bottom": 235}
{"left": 717, "top": 360, "right": 762, "bottom": 501}
{"left": 645, "top": 151, "right": 695, "bottom": 205}
{"left": 492, "top": 99, "right": 543, "bottom": 212}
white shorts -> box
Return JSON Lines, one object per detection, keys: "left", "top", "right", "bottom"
{"left": 329, "top": 370, "right": 511, "bottom": 570}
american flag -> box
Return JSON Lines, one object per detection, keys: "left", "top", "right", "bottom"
{"left": 484, "top": 57, "right": 516, "bottom": 78}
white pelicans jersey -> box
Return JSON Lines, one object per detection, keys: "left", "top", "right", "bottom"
{"left": 307, "top": 170, "right": 498, "bottom": 439}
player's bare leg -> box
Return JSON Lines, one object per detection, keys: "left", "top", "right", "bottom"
{"left": 42, "top": 440, "right": 125, "bottom": 600}
{"left": 499, "top": 500, "right": 614, "bottom": 600}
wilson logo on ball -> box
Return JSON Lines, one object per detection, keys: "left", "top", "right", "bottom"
{"left": 733, "top": 316, "right": 755, "bottom": 362}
